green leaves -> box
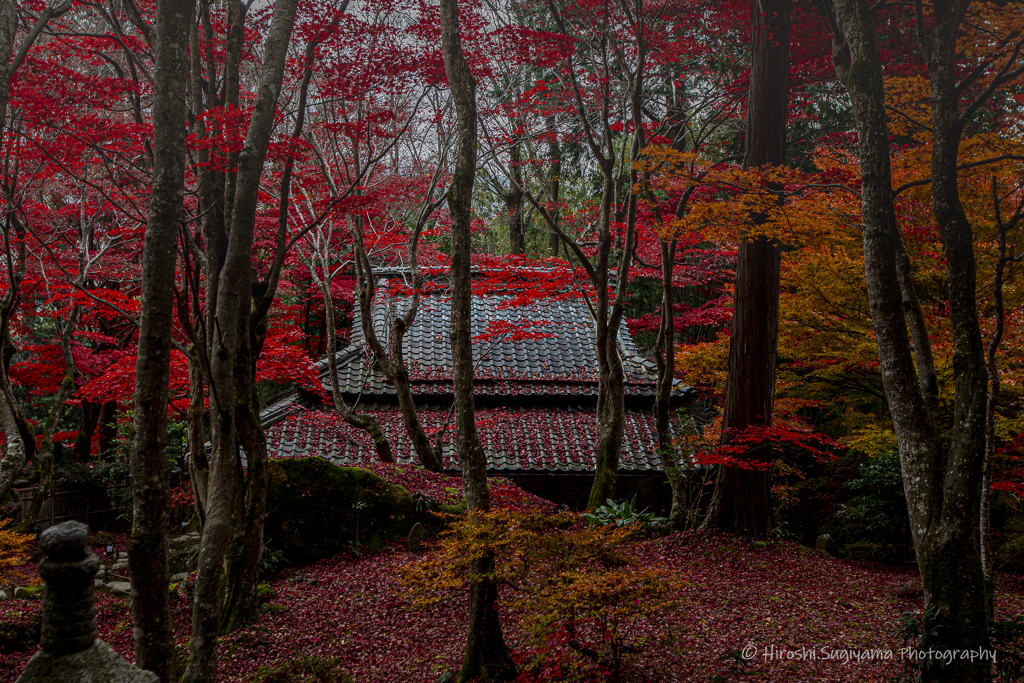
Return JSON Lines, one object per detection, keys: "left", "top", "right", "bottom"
{"left": 583, "top": 496, "right": 668, "bottom": 531}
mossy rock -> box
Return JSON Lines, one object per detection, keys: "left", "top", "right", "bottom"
{"left": 265, "top": 458, "right": 428, "bottom": 564}
{"left": 14, "top": 585, "right": 44, "bottom": 600}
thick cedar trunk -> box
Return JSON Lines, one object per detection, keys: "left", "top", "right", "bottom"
{"left": 440, "top": 0, "right": 513, "bottom": 679}
{"left": 828, "top": 0, "right": 990, "bottom": 679}
{"left": 128, "top": 0, "right": 193, "bottom": 679}
{"left": 704, "top": 0, "right": 789, "bottom": 537}
{"left": 183, "top": 0, "right": 298, "bottom": 677}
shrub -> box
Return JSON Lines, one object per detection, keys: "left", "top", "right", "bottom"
{"left": 833, "top": 451, "right": 913, "bottom": 563}
{"left": 250, "top": 656, "right": 352, "bottom": 683}
{"left": 403, "top": 509, "right": 685, "bottom": 682}
{"left": 995, "top": 530, "right": 1024, "bottom": 576}
{"left": 583, "top": 496, "right": 667, "bottom": 531}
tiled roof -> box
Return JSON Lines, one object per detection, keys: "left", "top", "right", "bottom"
{"left": 325, "top": 290, "right": 683, "bottom": 400}
{"left": 255, "top": 273, "right": 702, "bottom": 475}
{"left": 264, "top": 402, "right": 685, "bottom": 473}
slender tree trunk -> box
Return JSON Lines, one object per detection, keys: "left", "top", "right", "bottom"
{"left": 654, "top": 239, "right": 687, "bottom": 528}
{"left": 128, "top": 0, "right": 194, "bottom": 679}
{"left": 353, "top": 236, "right": 440, "bottom": 471}
{"left": 440, "top": 0, "right": 513, "bottom": 679}
{"left": 187, "top": 357, "right": 208, "bottom": 523}
{"left": 546, "top": 117, "right": 561, "bottom": 258}
{"left": 981, "top": 200, "right": 1005, "bottom": 620}
{"left": 72, "top": 401, "right": 100, "bottom": 462}
{"left": 505, "top": 138, "right": 524, "bottom": 255}
{"left": 321, "top": 274, "right": 394, "bottom": 463}
{"left": 98, "top": 400, "right": 118, "bottom": 458}
{"left": 588, "top": 169, "right": 624, "bottom": 510}
{"left": 704, "top": 0, "right": 789, "bottom": 537}
{"left": 981, "top": 176, "right": 1019, "bottom": 620}
{"left": 184, "top": 0, "right": 298, "bottom": 676}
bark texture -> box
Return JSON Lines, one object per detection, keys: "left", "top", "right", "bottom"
{"left": 504, "top": 137, "right": 524, "bottom": 255}
{"left": 704, "top": 0, "right": 789, "bottom": 537}
{"left": 183, "top": 0, "right": 298, "bottom": 677}
{"left": 128, "top": 0, "right": 194, "bottom": 679}
{"left": 440, "top": 0, "right": 513, "bottom": 679}
{"left": 827, "top": 0, "right": 990, "bottom": 678}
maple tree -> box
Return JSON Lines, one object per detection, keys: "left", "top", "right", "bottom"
{"left": 818, "top": 0, "right": 1024, "bottom": 678}
{"left": 2, "top": 0, "right": 1024, "bottom": 681}
{"left": 125, "top": 0, "right": 195, "bottom": 677}
{"left": 440, "top": 0, "right": 514, "bottom": 678}
{"left": 403, "top": 509, "right": 685, "bottom": 683}
{"left": 0, "top": 0, "right": 76, "bottom": 517}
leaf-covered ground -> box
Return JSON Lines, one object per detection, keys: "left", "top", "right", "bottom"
{"left": 2, "top": 468, "right": 1022, "bottom": 682}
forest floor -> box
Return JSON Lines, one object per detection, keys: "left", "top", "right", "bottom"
{"left": 2, "top": 474, "right": 1023, "bottom": 682}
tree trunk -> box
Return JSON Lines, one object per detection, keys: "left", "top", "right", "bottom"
{"left": 916, "top": 5, "right": 991, "bottom": 677}
{"left": 187, "top": 357, "right": 208, "bottom": 523}
{"left": 128, "top": 0, "right": 194, "bottom": 679}
{"left": 588, "top": 169, "right": 624, "bottom": 510}
{"left": 98, "top": 401, "right": 118, "bottom": 458}
{"left": 322, "top": 273, "right": 394, "bottom": 463}
{"left": 546, "top": 117, "right": 561, "bottom": 258}
{"left": 981, "top": 201, "right": 1005, "bottom": 620}
{"left": 505, "top": 138, "right": 524, "bottom": 255}
{"left": 828, "top": 0, "right": 990, "bottom": 678}
{"left": 982, "top": 176, "right": 1018, "bottom": 620}
{"left": 183, "top": 0, "right": 298, "bottom": 676}
{"left": 704, "top": 0, "right": 789, "bottom": 537}
{"left": 72, "top": 401, "right": 101, "bottom": 462}
{"left": 352, "top": 234, "right": 440, "bottom": 471}
{"left": 220, "top": 302, "right": 266, "bottom": 633}
{"left": 654, "top": 240, "right": 688, "bottom": 529}
{"left": 440, "top": 0, "right": 513, "bottom": 679}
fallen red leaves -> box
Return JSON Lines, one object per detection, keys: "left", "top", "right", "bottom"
{"left": 2, "top": 518, "right": 1022, "bottom": 682}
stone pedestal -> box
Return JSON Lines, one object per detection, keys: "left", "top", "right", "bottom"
{"left": 16, "top": 521, "right": 158, "bottom": 683}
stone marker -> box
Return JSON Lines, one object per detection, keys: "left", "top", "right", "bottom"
{"left": 16, "top": 520, "right": 158, "bottom": 683}
{"left": 815, "top": 534, "right": 838, "bottom": 557}
{"left": 408, "top": 522, "right": 430, "bottom": 553}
